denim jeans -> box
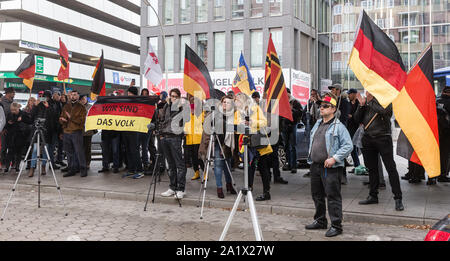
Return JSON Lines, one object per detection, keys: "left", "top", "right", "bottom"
{"left": 30, "top": 143, "right": 48, "bottom": 168}
{"left": 282, "top": 125, "right": 297, "bottom": 169}
{"left": 213, "top": 143, "right": 232, "bottom": 188}
{"left": 161, "top": 136, "right": 186, "bottom": 192}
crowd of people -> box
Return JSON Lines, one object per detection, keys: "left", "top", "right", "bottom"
{"left": 0, "top": 83, "right": 449, "bottom": 237}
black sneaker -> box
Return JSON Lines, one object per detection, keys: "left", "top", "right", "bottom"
{"left": 63, "top": 171, "right": 76, "bottom": 178}
{"left": 274, "top": 177, "right": 288, "bottom": 184}
{"left": 61, "top": 167, "right": 70, "bottom": 172}
{"left": 437, "top": 176, "right": 450, "bottom": 183}
{"left": 395, "top": 199, "right": 404, "bottom": 211}
{"left": 359, "top": 196, "right": 379, "bottom": 205}
{"left": 325, "top": 227, "right": 342, "bottom": 237}
{"left": 255, "top": 192, "right": 271, "bottom": 201}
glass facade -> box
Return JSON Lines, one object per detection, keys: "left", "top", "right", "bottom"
{"left": 180, "top": 0, "right": 191, "bottom": 24}
{"left": 180, "top": 35, "right": 191, "bottom": 71}
{"left": 328, "top": 0, "right": 450, "bottom": 91}
{"left": 196, "top": 0, "right": 208, "bottom": 22}
{"left": 232, "top": 0, "right": 245, "bottom": 19}
{"left": 164, "top": 0, "right": 174, "bottom": 25}
{"left": 197, "top": 33, "right": 208, "bottom": 65}
{"left": 251, "top": 0, "right": 264, "bottom": 18}
{"left": 251, "top": 30, "right": 263, "bottom": 67}
{"left": 232, "top": 31, "right": 244, "bottom": 66}
{"left": 270, "top": 28, "right": 283, "bottom": 63}
{"left": 270, "top": 0, "right": 282, "bottom": 16}
{"left": 165, "top": 36, "right": 174, "bottom": 71}
{"left": 214, "top": 0, "right": 226, "bottom": 20}
{"left": 215, "top": 32, "right": 226, "bottom": 69}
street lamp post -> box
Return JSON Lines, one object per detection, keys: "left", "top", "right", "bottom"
{"left": 142, "top": 0, "right": 169, "bottom": 92}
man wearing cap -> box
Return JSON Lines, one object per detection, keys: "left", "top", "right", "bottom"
{"left": 305, "top": 95, "right": 353, "bottom": 237}
{"left": 1, "top": 87, "right": 15, "bottom": 166}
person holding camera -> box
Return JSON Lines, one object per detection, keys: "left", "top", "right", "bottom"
{"left": 305, "top": 95, "right": 353, "bottom": 237}
{"left": 59, "top": 90, "right": 88, "bottom": 178}
{"left": 1, "top": 87, "right": 15, "bottom": 167}
{"left": 28, "top": 91, "right": 57, "bottom": 177}
{"left": 159, "top": 88, "right": 188, "bottom": 199}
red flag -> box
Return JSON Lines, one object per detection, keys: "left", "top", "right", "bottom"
{"left": 264, "top": 34, "right": 293, "bottom": 121}
{"left": 57, "top": 38, "right": 70, "bottom": 81}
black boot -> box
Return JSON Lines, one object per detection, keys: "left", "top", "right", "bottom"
{"left": 395, "top": 199, "right": 404, "bottom": 211}
{"left": 359, "top": 196, "right": 378, "bottom": 205}
{"left": 226, "top": 183, "right": 237, "bottom": 194}
{"left": 255, "top": 192, "right": 271, "bottom": 201}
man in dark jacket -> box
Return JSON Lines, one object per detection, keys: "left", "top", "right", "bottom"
{"left": 1, "top": 87, "right": 15, "bottom": 166}
{"left": 428, "top": 86, "right": 450, "bottom": 184}
{"left": 347, "top": 88, "right": 361, "bottom": 173}
{"left": 354, "top": 92, "right": 404, "bottom": 211}
{"left": 281, "top": 89, "right": 303, "bottom": 174}
{"left": 159, "top": 88, "right": 188, "bottom": 199}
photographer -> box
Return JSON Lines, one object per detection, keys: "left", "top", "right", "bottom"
{"left": 159, "top": 88, "right": 188, "bottom": 199}
{"left": 59, "top": 91, "right": 88, "bottom": 178}
{"left": 28, "top": 91, "right": 57, "bottom": 177}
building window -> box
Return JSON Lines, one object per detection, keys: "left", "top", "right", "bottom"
{"left": 361, "top": 0, "right": 374, "bottom": 10}
{"left": 251, "top": 0, "right": 264, "bottom": 18}
{"left": 332, "top": 42, "right": 342, "bottom": 53}
{"left": 147, "top": 0, "right": 159, "bottom": 26}
{"left": 232, "top": 31, "right": 244, "bottom": 66}
{"left": 180, "top": 0, "right": 191, "bottom": 24}
{"left": 332, "top": 24, "right": 342, "bottom": 33}
{"left": 180, "top": 35, "right": 191, "bottom": 71}
{"left": 376, "top": 18, "right": 385, "bottom": 28}
{"left": 165, "top": 36, "right": 174, "bottom": 71}
{"left": 196, "top": 0, "right": 208, "bottom": 22}
{"left": 269, "top": 0, "right": 282, "bottom": 16}
{"left": 387, "top": 0, "right": 395, "bottom": 8}
{"left": 232, "top": 0, "right": 245, "bottom": 19}
{"left": 333, "top": 4, "right": 342, "bottom": 15}
{"left": 214, "top": 0, "right": 225, "bottom": 20}
{"left": 344, "top": 2, "right": 353, "bottom": 13}
{"left": 251, "top": 30, "right": 263, "bottom": 67}
{"left": 302, "top": 0, "right": 310, "bottom": 25}
{"left": 197, "top": 33, "right": 208, "bottom": 65}
{"left": 149, "top": 37, "right": 158, "bottom": 56}
{"left": 270, "top": 28, "right": 283, "bottom": 63}
{"left": 294, "top": 0, "right": 301, "bottom": 18}
{"left": 214, "top": 32, "right": 226, "bottom": 69}
{"left": 164, "top": 0, "right": 174, "bottom": 25}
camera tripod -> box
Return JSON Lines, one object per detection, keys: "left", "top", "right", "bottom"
{"left": 1, "top": 126, "right": 68, "bottom": 221}
{"left": 219, "top": 120, "right": 263, "bottom": 241}
{"left": 144, "top": 134, "right": 182, "bottom": 210}
{"left": 197, "top": 106, "right": 237, "bottom": 219}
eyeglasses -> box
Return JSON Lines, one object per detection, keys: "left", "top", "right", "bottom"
{"left": 320, "top": 104, "right": 332, "bottom": 109}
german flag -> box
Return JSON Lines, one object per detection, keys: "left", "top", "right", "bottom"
{"left": 183, "top": 45, "right": 214, "bottom": 100}
{"left": 91, "top": 50, "right": 106, "bottom": 100}
{"left": 349, "top": 10, "right": 407, "bottom": 108}
{"left": 393, "top": 44, "right": 440, "bottom": 178}
{"left": 57, "top": 37, "right": 70, "bottom": 81}
{"left": 85, "top": 96, "right": 159, "bottom": 133}
{"left": 264, "top": 34, "right": 293, "bottom": 122}
{"left": 14, "top": 53, "right": 35, "bottom": 90}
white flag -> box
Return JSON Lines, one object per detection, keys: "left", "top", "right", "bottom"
{"left": 144, "top": 44, "right": 163, "bottom": 87}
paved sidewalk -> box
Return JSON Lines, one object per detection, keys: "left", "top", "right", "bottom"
{"left": 0, "top": 153, "right": 448, "bottom": 226}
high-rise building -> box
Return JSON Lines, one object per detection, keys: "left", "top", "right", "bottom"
{"left": 0, "top": 0, "right": 141, "bottom": 102}
{"left": 329, "top": 0, "right": 450, "bottom": 94}
{"left": 141, "top": 0, "right": 332, "bottom": 104}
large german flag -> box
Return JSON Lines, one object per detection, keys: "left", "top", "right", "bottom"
{"left": 349, "top": 10, "right": 407, "bottom": 108}
{"left": 183, "top": 45, "right": 214, "bottom": 100}
{"left": 393, "top": 44, "right": 440, "bottom": 178}
{"left": 90, "top": 50, "right": 106, "bottom": 100}
{"left": 14, "top": 53, "right": 35, "bottom": 90}
{"left": 264, "top": 34, "right": 293, "bottom": 121}
{"left": 85, "top": 96, "right": 159, "bottom": 133}
{"left": 57, "top": 37, "right": 70, "bottom": 81}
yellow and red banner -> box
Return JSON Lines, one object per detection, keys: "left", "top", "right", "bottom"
{"left": 393, "top": 45, "right": 440, "bottom": 178}
{"left": 349, "top": 10, "right": 407, "bottom": 108}
{"left": 85, "top": 96, "right": 159, "bottom": 133}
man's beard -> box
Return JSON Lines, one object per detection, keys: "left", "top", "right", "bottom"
{"left": 71, "top": 99, "right": 78, "bottom": 103}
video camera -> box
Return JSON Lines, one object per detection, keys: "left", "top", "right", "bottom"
{"left": 34, "top": 118, "right": 46, "bottom": 129}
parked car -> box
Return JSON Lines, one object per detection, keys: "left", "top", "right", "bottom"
{"left": 424, "top": 215, "right": 450, "bottom": 241}
{"left": 278, "top": 122, "right": 310, "bottom": 169}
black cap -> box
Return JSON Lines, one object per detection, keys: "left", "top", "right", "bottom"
{"left": 128, "top": 86, "right": 138, "bottom": 96}
{"left": 4, "top": 87, "right": 15, "bottom": 94}
{"left": 43, "top": 90, "right": 52, "bottom": 99}
{"left": 347, "top": 88, "right": 358, "bottom": 94}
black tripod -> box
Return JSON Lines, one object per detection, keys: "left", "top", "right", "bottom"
{"left": 144, "top": 134, "right": 182, "bottom": 210}
{"left": 1, "top": 121, "right": 68, "bottom": 221}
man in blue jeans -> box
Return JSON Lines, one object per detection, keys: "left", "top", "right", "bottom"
{"left": 305, "top": 95, "right": 353, "bottom": 237}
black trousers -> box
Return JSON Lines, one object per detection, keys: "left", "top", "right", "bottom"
{"left": 361, "top": 135, "right": 402, "bottom": 200}
{"left": 258, "top": 153, "right": 273, "bottom": 193}
{"left": 310, "top": 163, "right": 343, "bottom": 229}
{"left": 184, "top": 144, "right": 204, "bottom": 172}
{"left": 439, "top": 133, "right": 450, "bottom": 177}
{"left": 161, "top": 136, "right": 187, "bottom": 192}
{"left": 269, "top": 144, "right": 281, "bottom": 179}
{"left": 122, "top": 132, "right": 142, "bottom": 173}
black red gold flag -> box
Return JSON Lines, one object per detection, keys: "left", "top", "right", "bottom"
{"left": 91, "top": 50, "right": 106, "bottom": 100}
{"left": 57, "top": 38, "right": 70, "bottom": 81}
{"left": 14, "top": 53, "right": 35, "bottom": 90}
{"left": 183, "top": 45, "right": 214, "bottom": 100}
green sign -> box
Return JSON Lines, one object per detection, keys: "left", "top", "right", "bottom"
{"left": 5, "top": 82, "right": 27, "bottom": 89}
{"left": 36, "top": 56, "right": 44, "bottom": 73}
